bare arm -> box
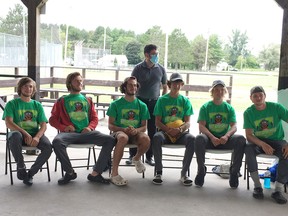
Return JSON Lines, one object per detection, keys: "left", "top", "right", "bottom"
{"left": 198, "top": 120, "right": 220, "bottom": 146}
{"left": 162, "top": 84, "right": 168, "bottom": 95}
{"left": 219, "top": 122, "right": 237, "bottom": 145}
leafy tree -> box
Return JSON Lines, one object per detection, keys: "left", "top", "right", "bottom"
{"left": 138, "top": 26, "right": 165, "bottom": 63}
{"left": 0, "top": 4, "right": 26, "bottom": 36}
{"left": 191, "top": 35, "right": 206, "bottom": 70}
{"left": 125, "top": 41, "right": 142, "bottom": 65}
{"left": 207, "top": 34, "right": 223, "bottom": 69}
{"left": 258, "top": 44, "right": 280, "bottom": 71}
{"left": 226, "top": 29, "right": 249, "bottom": 66}
{"left": 168, "top": 29, "right": 191, "bottom": 69}
{"left": 112, "top": 36, "right": 135, "bottom": 55}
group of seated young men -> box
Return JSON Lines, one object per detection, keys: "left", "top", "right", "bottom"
{"left": 2, "top": 72, "right": 288, "bottom": 205}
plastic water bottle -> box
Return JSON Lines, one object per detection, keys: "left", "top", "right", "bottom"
{"left": 263, "top": 168, "right": 271, "bottom": 189}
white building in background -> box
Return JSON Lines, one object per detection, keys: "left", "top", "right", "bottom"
{"left": 216, "top": 61, "right": 229, "bottom": 71}
{"left": 94, "top": 55, "right": 128, "bottom": 68}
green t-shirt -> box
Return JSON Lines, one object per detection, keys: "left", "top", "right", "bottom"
{"left": 243, "top": 101, "right": 288, "bottom": 140}
{"left": 107, "top": 97, "right": 150, "bottom": 128}
{"left": 64, "top": 94, "right": 90, "bottom": 132}
{"left": 198, "top": 101, "right": 236, "bottom": 138}
{"left": 153, "top": 94, "right": 193, "bottom": 125}
{"left": 2, "top": 98, "right": 47, "bottom": 136}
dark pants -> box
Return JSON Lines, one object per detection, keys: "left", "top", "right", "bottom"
{"left": 245, "top": 139, "right": 288, "bottom": 184}
{"left": 8, "top": 131, "right": 52, "bottom": 176}
{"left": 152, "top": 131, "right": 195, "bottom": 177}
{"left": 52, "top": 131, "right": 115, "bottom": 174}
{"left": 129, "top": 97, "right": 157, "bottom": 159}
{"left": 194, "top": 133, "right": 246, "bottom": 175}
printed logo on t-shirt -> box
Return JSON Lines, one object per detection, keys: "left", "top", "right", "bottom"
{"left": 208, "top": 112, "right": 228, "bottom": 133}
{"left": 254, "top": 117, "right": 276, "bottom": 138}
{"left": 18, "top": 110, "right": 37, "bottom": 131}
{"left": 69, "top": 101, "right": 88, "bottom": 122}
{"left": 120, "top": 109, "right": 139, "bottom": 127}
{"left": 164, "top": 105, "right": 183, "bottom": 123}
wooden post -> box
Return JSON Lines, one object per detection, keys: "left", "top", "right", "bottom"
{"left": 275, "top": 0, "right": 288, "bottom": 140}
{"left": 21, "top": 0, "right": 47, "bottom": 101}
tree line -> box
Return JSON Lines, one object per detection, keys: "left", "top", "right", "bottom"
{"left": 0, "top": 4, "right": 280, "bottom": 71}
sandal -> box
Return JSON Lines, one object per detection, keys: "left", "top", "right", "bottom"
{"left": 111, "top": 175, "right": 128, "bottom": 186}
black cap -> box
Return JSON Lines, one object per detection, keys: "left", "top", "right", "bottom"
{"left": 250, "top": 86, "right": 265, "bottom": 96}
{"left": 170, "top": 73, "right": 184, "bottom": 82}
{"left": 211, "top": 80, "right": 225, "bottom": 89}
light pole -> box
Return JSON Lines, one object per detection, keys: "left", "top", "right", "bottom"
{"left": 64, "top": 24, "right": 69, "bottom": 62}
{"left": 164, "top": 32, "right": 168, "bottom": 70}
{"left": 204, "top": 29, "right": 210, "bottom": 71}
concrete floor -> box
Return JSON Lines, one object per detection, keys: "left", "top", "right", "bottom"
{"left": 0, "top": 108, "right": 287, "bottom": 216}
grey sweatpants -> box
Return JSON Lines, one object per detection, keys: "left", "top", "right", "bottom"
{"left": 52, "top": 130, "right": 115, "bottom": 174}
{"left": 8, "top": 131, "right": 52, "bottom": 176}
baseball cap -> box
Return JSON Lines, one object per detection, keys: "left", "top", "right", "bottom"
{"left": 211, "top": 80, "right": 226, "bottom": 89}
{"left": 170, "top": 73, "right": 184, "bottom": 82}
{"left": 250, "top": 86, "right": 265, "bottom": 96}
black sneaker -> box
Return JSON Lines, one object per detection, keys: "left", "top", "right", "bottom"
{"left": 271, "top": 191, "right": 287, "bottom": 204}
{"left": 229, "top": 173, "right": 239, "bottom": 189}
{"left": 23, "top": 172, "right": 33, "bottom": 186}
{"left": 17, "top": 168, "right": 27, "bottom": 180}
{"left": 253, "top": 187, "right": 264, "bottom": 199}
{"left": 152, "top": 174, "right": 163, "bottom": 185}
{"left": 58, "top": 172, "right": 77, "bottom": 185}
{"left": 87, "top": 174, "right": 110, "bottom": 184}
{"left": 125, "top": 156, "right": 133, "bottom": 165}
{"left": 145, "top": 157, "right": 155, "bottom": 166}
{"left": 194, "top": 166, "right": 206, "bottom": 187}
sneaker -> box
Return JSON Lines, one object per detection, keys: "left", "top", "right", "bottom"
{"left": 23, "top": 172, "right": 33, "bottom": 186}
{"left": 58, "top": 172, "right": 77, "bottom": 185}
{"left": 229, "top": 173, "right": 239, "bottom": 189}
{"left": 17, "top": 168, "right": 27, "bottom": 180}
{"left": 132, "top": 158, "right": 146, "bottom": 173}
{"left": 180, "top": 176, "right": 193, "bottom": 186}
{"left": 194, "top": 166, "right": 206, "bottom": 187}
{"left": 145, "top": 157, "right": 155, "bottom": 166}
{"left": 271, "top": 191, "right": 287, "bottom": 204}
{"left": 125, "top": 156, "right": 133, "bottom": 165}
{"left": 87, "top": 174, "right": 110, "bottom": 184}
{"left": 253, "top": 187, "right": 264, "bottom": 199}
{"left": 153, "top": 174, "right": 163, "bottom": 185}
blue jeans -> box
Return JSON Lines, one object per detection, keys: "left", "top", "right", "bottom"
{"left": 8, "top": 131, "right": 52, "bottom": 176}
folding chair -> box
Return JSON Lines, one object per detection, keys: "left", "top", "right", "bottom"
{"left": 54, "top": 144, "right": 97, "bottom": 176}
{"left": 5, "top": 140, "right": 51, "bottom": 185}
{"left": 155, "top": 144, "right": 191, "bottom": 176}
{"left": 244, "top": 154, "right": 287, "bottom": 192}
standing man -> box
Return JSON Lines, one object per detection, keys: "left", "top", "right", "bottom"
{"left": 107, "top": 76, "right": 150, "bottom": 186}
{"left": 49, "top": 72, "right": 115, "bottom": 185}
{"left": 127, "top": 44, "right": 168, "bottom": 166}
{"left": 194, "top": 80, "right": 246, "bottom": 188}
{"left": 2, "top": 77, "right": 52, "bottom": 186}
{"left": 152, "top": 73, "right": 195, "bottom": 186}
{"left": 244, "top": 86, "right": 288, "bottom": 204}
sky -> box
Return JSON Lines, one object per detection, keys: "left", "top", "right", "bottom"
{"left": 0, "top": 0, "right": 284, "bottom": 54}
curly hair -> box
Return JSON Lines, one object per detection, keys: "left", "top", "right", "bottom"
{"left": 120, "top": 76, "right": 140, "bottom": 94}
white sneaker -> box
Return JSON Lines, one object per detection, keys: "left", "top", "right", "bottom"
{"left": 180, "top": 176, "right": 193, "bottom": 186}
{"left": 153, "top": 174, "right": 163, "bottom": 185}
{"left": 132, "top": 158, "right": 146, "bottom": 173}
